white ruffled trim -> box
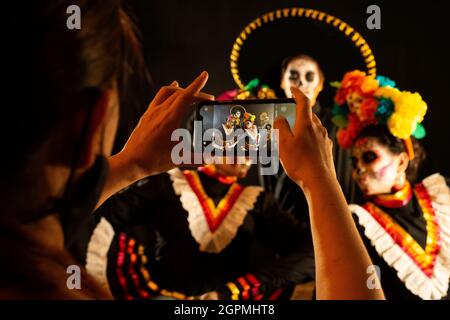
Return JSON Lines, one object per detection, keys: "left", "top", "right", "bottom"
{"left": 85, "top": 217, "right": 115, "bottom": 296}
{"left": 168, "top": 168, "right": 263, "bottom": 254}
{"left": 350, "top": 173, "right": 450, "bottom": 300}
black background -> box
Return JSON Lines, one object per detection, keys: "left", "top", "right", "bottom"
{"left": 127, "top": 0, "right": 450, "bottom": 178}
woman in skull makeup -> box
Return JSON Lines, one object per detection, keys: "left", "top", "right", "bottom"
{"left": 262, "top": 54, "right": 338, "bottom": 226}
{"left": 69, "top": 159, "right": 317, "bottom": 300}
{"left": 230, "top": 106, "right": 246, "bottom": 129}
{"left": 333, "top": 70, "right": 450, "bottom": 300}
{"left": 280, "top": 54, "right": 324, "bottom": 107}
{"left": 242, "top": 112, "right": 258, "bottom": 150}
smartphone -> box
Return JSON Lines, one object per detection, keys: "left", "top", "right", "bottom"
{"left": 193, "top": 99, "right": 296, "bottom": 155}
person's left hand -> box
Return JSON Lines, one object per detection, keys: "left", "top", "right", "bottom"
{"left": 117, "top": 71, "right": 213, "bottom": 179}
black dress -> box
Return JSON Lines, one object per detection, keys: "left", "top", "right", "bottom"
{"left": 350, "top": 174, "right": 450, "bottom": 300}
{"left": 68, "top": 169, "right": 315, "bottom": 300}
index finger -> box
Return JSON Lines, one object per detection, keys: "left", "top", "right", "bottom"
{"left": 184, "top": 71, "right": 209, "bottom": 96}
{"left": 171, "top": 71, "right": 210, "bottom": 111}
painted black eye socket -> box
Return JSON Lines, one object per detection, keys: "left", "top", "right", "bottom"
{"left": 289, "top": 70, "right": 299, "bottom": 80}
{"left": 305, "top": 71, "right": 315, "bottom": 82}
{"left": 351, "top": 156, "right": 358, "bottom": 168}
{"left": 362, "top": 151, "right": 378, "bottom": 164}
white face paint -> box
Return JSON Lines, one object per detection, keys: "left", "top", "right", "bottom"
{"left": 281, "top": 58, "right": 321, "bottom": 102}
{"left": 351, "top": 137, "right": 405, "bottom": 196}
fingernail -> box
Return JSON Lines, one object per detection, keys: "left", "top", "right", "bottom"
{"left": 198, "top": 93, "right": 215, "bottom": 100}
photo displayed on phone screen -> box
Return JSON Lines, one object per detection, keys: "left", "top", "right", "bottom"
{"left": 198, "top": 101, "right": 296, "bottom": 156}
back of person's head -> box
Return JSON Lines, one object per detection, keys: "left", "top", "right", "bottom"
{"left": 0, "top": 0, "right": 146, "bottom": 298}
{"left": 1, "top": 1, "right": 143, "bottom": 218}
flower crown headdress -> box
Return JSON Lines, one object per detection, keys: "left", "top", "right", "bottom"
{"left": 243, "top": 112, "right": 256, "bottom": 122}
{"left": 217, "top": 78, "right": 277, "bottom": 101}
{"left": 331, "top": 70, "right": 428, "bottom": 159}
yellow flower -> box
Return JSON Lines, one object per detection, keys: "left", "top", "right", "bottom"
{"left": 388, "top": 113, "right": 417, "bottom": 139}
{"left": 375, "top": 86, "right": 401, "bottom": 100}
{"left": 394, "top": 91, "right": 427, "bottom": 123}
{"left": 380, "top": 89, "right": 427, "bottom": 140}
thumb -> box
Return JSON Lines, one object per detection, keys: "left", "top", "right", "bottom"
{"left": 291, "top": 86, "right": 312, "bottom": 132}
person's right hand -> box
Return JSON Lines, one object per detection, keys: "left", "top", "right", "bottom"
{"left": 274, "top": 86, "right": 336, "bottom": 189}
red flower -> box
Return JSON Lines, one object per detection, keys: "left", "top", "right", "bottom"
{"left": 334, "top": 89, "right": 348, "bottom": 105}
{"left": 337, "top": 113, "right": 363, "bottom": 149}
{"left": 359, "top": 98, "right": 378, "bottom": 122}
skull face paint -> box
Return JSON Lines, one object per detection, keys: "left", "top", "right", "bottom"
{"left": 351, "top": 137, "right": 405, "bottom": 196}
{"left": 281, "top": 57, "right": 322, "bottom": 104}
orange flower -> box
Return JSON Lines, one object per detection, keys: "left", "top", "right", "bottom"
{"left": 335, "top": 70, "right": 379, "bottom": 107}
{"left": 360, "top": 76, "right": 379, "bottom": 95}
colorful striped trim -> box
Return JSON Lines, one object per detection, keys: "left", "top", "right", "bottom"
{"left": 183, "top": 170, "right": 244, "bottom": 232}
{"left": 116, "top": 233, "right": 193, "bottom": 300}
{"left": 363, "top": 183, "right": 440, "bottom": 277}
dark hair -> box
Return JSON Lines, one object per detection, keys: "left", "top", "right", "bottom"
{"left": 281, "top": 54, "right": 325, "bottom": 84}
{"left": 1, "top": 1, "right": 145, "bottom": 196}
{"left": 355, "top": 125, "right": 426, "bottom": 182}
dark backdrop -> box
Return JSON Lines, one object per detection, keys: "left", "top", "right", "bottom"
{"left": 126, "top": 0, "right": 450, "bottom": 178}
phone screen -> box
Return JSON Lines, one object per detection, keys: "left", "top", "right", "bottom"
{"left": 195, "top": 99, "right": 296, "bottom": 155}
